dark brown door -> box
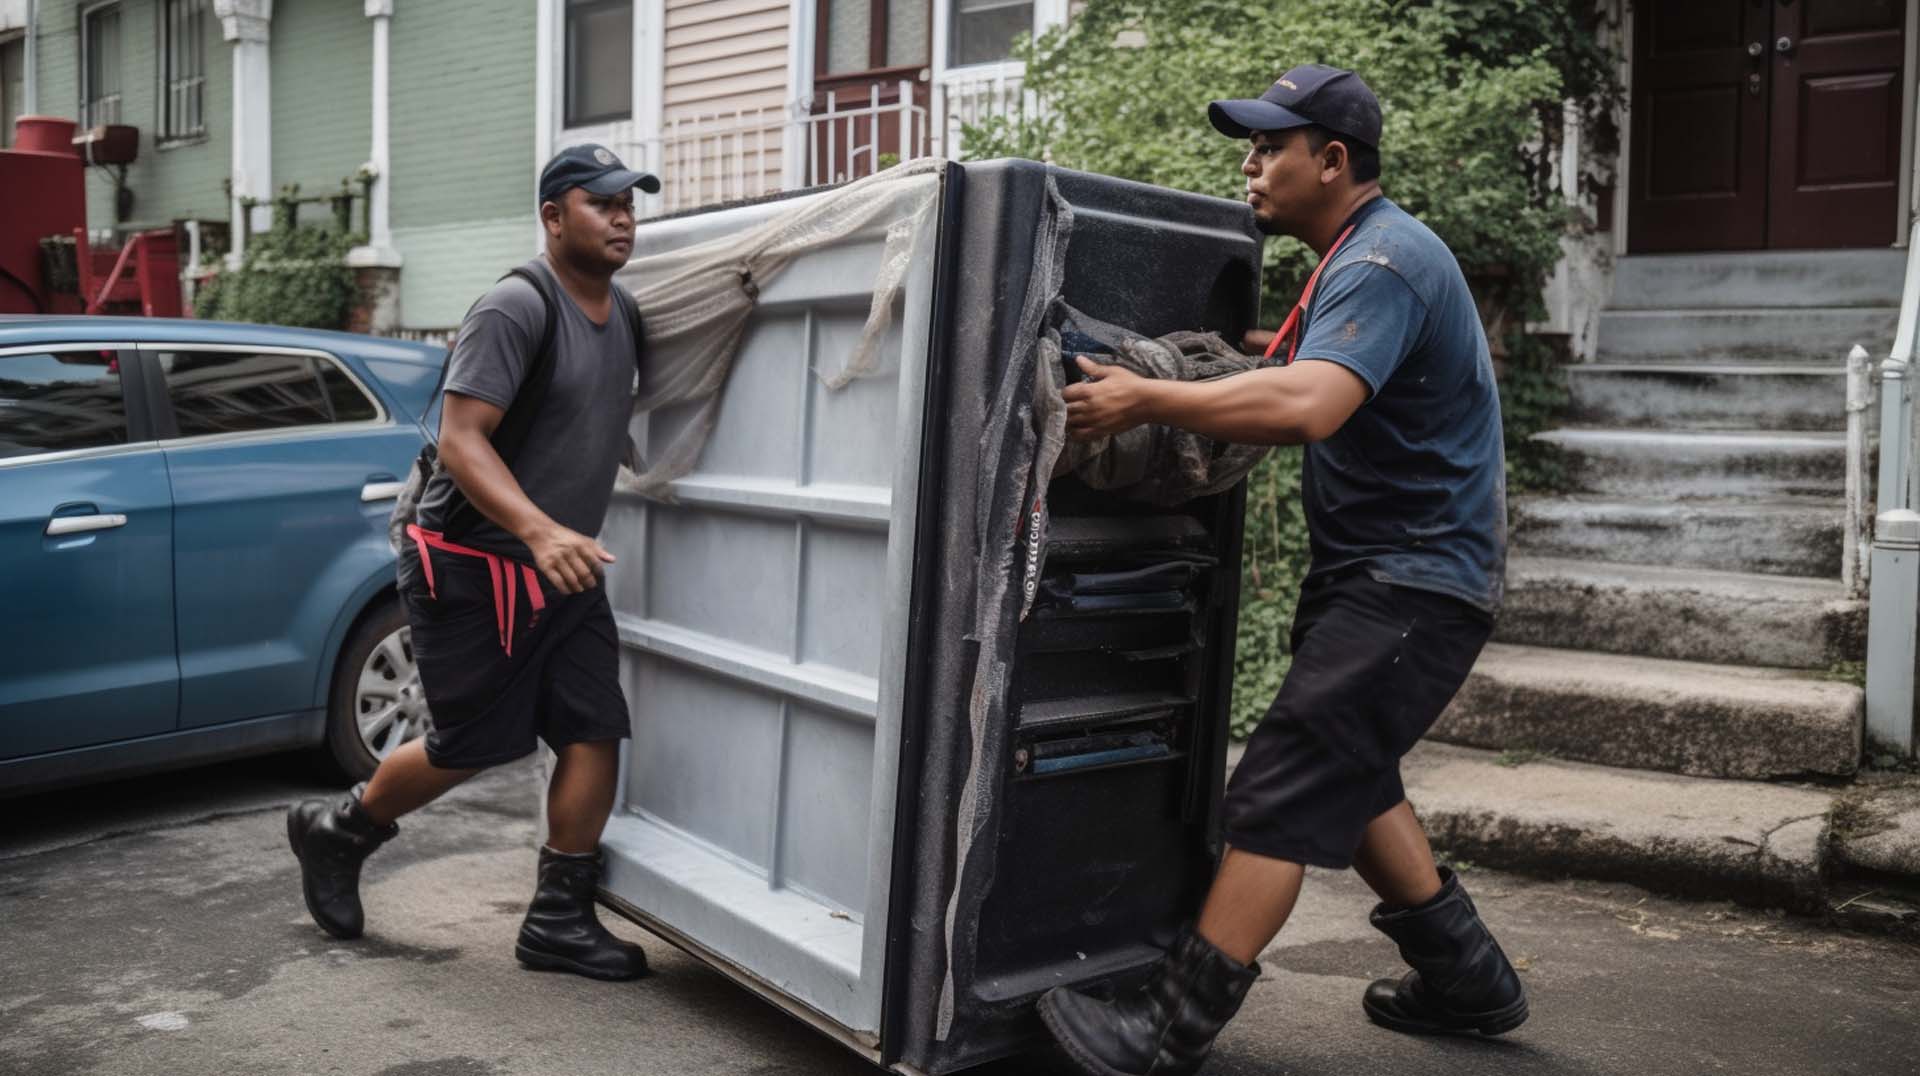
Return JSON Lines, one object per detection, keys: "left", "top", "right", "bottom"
{"left": 1629, "top": 0, "right": 1907, "bottom": 252}
{"left": 1768, "top": 0, "right": 1906, "bottom": 248}
{"left": 1628, "top": 0, "right": 1770, "bottom": 253}
{"left": 810, "top": 0, "right": 933, "bottom": 185}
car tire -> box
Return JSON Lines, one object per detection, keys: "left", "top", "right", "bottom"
{"left": 322, "top": 598, "right": 430, "bottom": 783}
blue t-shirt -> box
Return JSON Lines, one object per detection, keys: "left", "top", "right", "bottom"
{"left": 1290, "top": 196, "right": 1507, "bottom": 612}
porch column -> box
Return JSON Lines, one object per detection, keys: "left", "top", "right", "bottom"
{"left": 213, "top": 0, "right": 273, "bottom": 261}
{"left": 346, "top": 0, "right": 401, "bottom": 331}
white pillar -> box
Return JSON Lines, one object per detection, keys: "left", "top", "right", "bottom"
{"left": 23, "top": 0, "right": 37, "bottom": 115}
{"left": 534, "top": 0, "right": 554, "bottom": 250}
{"left": 349, "top": 0, "right": 399, "bottom": 268}
{"left": 213, "top": 0, "right": 274, "bottom": 260}
{"left": 633, "top": 0, "right": 665, "bottom": 181}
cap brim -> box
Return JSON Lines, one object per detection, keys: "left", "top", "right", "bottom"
{"left": 1208, "top": 99, "right": 1313, "bottom": 140}
{"left": 582, "top": 168, "right": 663, "bottom": 196}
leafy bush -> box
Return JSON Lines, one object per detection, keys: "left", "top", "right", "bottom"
{"left": 194, "top": 224, "right": 364, "bottom": 330}
{"left": 961, "top": 0, "right": 1617, "bottom": 736}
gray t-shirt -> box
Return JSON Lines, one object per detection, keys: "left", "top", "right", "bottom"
{"left": 416, "top": 257, "right": 640, "bottom": 562}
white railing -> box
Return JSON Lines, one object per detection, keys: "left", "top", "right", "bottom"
{"left": 1863, "top": 218, "right": 1920, "bottom": 757}
{"left": 607, "top": 81, "right": 934, "bottom": 215}
{"left": 934, "top": 66, "right": 1036, "bottom": 161}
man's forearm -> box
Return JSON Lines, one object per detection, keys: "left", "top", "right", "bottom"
{"left": 1139, "top": 368, "right": 1318, "bottom": 445}
{"left": 439, "top": 431, "right": 560, "bottom": 544}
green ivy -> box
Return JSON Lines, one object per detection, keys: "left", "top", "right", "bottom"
{"left": 960, "top": 0, "right": 1618, "bottom": 736}
{"left": 194, "top": 224, "right": 365, "bottom": 331}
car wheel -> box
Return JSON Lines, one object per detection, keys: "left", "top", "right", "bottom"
{"left": 323, "top": 599, "right": 430, "bottom": 782}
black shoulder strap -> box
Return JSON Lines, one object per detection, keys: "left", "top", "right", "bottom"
{"left": 436, "top": 264, "right": 559, "bottom": 539}
{"left": 611, "top": 283, "right": 645, "bottom": 378}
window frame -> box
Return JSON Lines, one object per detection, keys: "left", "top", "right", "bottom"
{"left": 816, "top": 0, "right": 935, "bottom": 79}
{"left": 137, "top": 343, "right": 391, "bottom": 445}
{"left": 946, "top": 0, "right": 1037, "bottom": 71}
{"left": 562, "top": 0, "right": 634, "bottom": 129}
{"left": 158, "top": 0, "right": 208, "bottom": 146}
{"left": 79, "top": 1, "right": 124, "bottom": 130}
{"left": 0, "top": 342, "right": 151, "bottom": 467}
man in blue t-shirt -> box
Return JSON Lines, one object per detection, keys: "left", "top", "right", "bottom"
{"left": 1038, "top": 66, "right": 1524, "bottom": 1076}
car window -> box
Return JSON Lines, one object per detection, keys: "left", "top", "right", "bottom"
{"left": 155, "top": 350, "right": 379, "bottom": 437}
{"left": 0, "top": 349, "right": 130, "bottom": 460}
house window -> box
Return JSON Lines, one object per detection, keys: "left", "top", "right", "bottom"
{"left": 161, "top": 0, "right": 207, "bottom": 142}
{"left": 564, "top": 0, "right": 632, "bottom": 127}
{"left": 950, "top": 0, "right": 1033, "bottom": 67}
{"left": 820, "top": 0, "right": 930, "bottom": 75}
{"left": 81, "top": 3, "right": 123, "bottom": 128}
{"left": 1, "top": 35, "right": 24, "bottom": 148}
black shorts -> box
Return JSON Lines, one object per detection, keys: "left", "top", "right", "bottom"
{"left": 399, "top": 543, "right": 630, "bottom": 770}
{"left": 1222, "top": 569, "right": 1492, "bottom": 870}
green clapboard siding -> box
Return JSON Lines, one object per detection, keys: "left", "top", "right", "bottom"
{"left": 35, "top": 0, "right": 231, "bottom": 234}
{"left": 387, "top": 0, "right": 537, "bottom": 329}
{"left": 270, "top": 0, "right": 370, "bottom": 214}
{"left": 393, "top": 216, "right": 536, "bottom": 331}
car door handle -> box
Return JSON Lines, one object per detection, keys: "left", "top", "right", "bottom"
{"left": 361, "top": 480, "right": 406, "bottom": 502}
{"left": 46, "top": 513, "right": 129, "bottom": 536}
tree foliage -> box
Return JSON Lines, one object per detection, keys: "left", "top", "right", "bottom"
{"left": 961, "top": 0, "right": 1619, "bottom": 735}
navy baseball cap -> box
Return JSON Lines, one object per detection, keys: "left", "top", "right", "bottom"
{"left": 538, "top": 143, "right": 661, "bottom": 206}
{"left": 1209, "top": 64, "right": 1382, "bottom": 148}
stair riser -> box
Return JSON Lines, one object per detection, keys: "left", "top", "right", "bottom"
{"left": 1609, "top": 250, "right": 1907, "bottom": 310}
{"left": 1432, "top": 673, "right": 1862, "bottom": 779}
{"left": 1566, "top": 368, "right": 1846, "bottom": 431}
{"left": 1551, "top": 440, "right": 1846, "bottom": 500}
{"left": 1510, "top": 504, "right": 1844, "bottom": 578}
{"left": 1598, "top": 308, "right": 1898, "bottom": 365}
{"left": 1495, "top": 579, "right": 1866, "bottom": 669}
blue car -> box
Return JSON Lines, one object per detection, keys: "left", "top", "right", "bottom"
{"left": 0, "top": 315, "right": 448, "bottom": 796}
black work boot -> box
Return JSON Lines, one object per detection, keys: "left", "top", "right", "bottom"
{"left": 514, "top": 847, "right": 648, "bottom": 982}
{"left": 1363, "top": 866, "right": 1528, "bottom": 1037}
{"left": 1038, "top": 928, "right": 1259, "bottom": 1076}
{"left": 286, "top": 783, "right": 398, "bottom": 940}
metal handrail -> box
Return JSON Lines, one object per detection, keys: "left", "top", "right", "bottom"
{"left": 1863, "top": 217, "right": 1920, "bottom": 756}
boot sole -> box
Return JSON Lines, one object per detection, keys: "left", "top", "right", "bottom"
{"left": 1035, "top": 990, "right": 1150, "bottom": 1076}
{"left": 1363, "top": 993, "right": 1529, "bottom": 1038}
{"left": 515, "top": 943, "right": 649, "bottom": 982}
{"left": 286, "top": 810, "right": 363, "bottom": 942}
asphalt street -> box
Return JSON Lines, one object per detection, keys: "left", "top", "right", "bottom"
{"left": 2, "top": 754, "right": 1917, "bottom": 1076}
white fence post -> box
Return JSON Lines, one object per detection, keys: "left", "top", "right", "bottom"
{"left": 1865, "top": 218, "right": 1920, "bottom": 757}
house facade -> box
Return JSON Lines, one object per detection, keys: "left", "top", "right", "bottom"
{"left": 16, "top": 0, "right": 540, "bottom": 331}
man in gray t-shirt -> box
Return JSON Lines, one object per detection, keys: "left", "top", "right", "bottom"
{"left": 289, "top": 144, "right": 663, "bottom": 984}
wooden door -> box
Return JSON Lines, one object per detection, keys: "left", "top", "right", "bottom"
{"left": 1768, "top": 0, "right": 1906, "bottom": 248}
{"left": 811, "top": 0, "right": 932, "bottom": 185}
{"left": 1628, "top": 0, "right": 1771, "bottom": 253}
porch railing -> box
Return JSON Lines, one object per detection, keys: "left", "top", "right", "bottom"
{"left": 1864, "top": 217, "right": 1920, "bottom": 757}
{"left": 608, "top": 81, "right": 933, "bottom": 215}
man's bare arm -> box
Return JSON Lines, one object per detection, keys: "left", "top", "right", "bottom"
{"left": 437, "top": 392, "right": 614, "bottom": 594}
{"left": 1062, "top": 356, "right": 1370, "bottom": 445}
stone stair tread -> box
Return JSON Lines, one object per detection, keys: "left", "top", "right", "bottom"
{"left": 1399, "top": 741, "right": 1834, "bottom": 909}
{"left": 1507, "top": 555, "right": 1852, "bottom": 604}
{"left": 1570, "top": 362, "right": 1850, "bottom": 376}
{"left": 1514, "top": 493, "right": 1843, "bottom": 512}
{"left": 1466, "top": 641, "right": 1859, "bottom": 711}
{"left": 1435, "top": 643, "right": 1862, "bottom": 779}
{"left": 1536, "top": 428, "right": 1844, "bottom": 449}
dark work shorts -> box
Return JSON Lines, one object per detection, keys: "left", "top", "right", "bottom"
{"left": 1221, "top": 568, "right": 1492, "bottom": 870}
{"left": 399, "top": 542, "right": 630, "bottom": 770}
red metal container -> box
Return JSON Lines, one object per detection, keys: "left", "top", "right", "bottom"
{"left": 12, "top": 116, "right": 82, "bottom": 157}
{"left": 0, "top": 119, "right": 88, "bottom": 314}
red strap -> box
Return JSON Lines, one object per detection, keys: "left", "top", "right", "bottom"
{"left": 406, "top": 523, "right": 545, "bottom": 657}
{"left": 1264, "top": 222, "right": 1358, "bottom": 366}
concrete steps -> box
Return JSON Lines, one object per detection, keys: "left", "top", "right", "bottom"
{"left": 1596, "top": 306, "right": 1898, "bottom": 365}
{"left": 1498, "top": 556, "right": 1865, "bottom": 670}
{"left": 1536, "top": 428, "right": 1846, "bottom": 500}
{"left": 1608, "top": 248, "right": 1905, "bottom": 310}
{"left": 1401, "top": 741, "right": 1835, "bottom": 911}
{"left": 1564, "top": 363, "right": 1848, "bottom": 432}
{"left": 1509, "top": 495, "right": 1843, "bottom": 578}
{"left": 1432, "top": 643, "right": 1862, "bottom": 780}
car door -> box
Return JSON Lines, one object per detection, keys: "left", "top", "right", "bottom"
{"left": 145, "top": 343, "right": 420, "bottom": 731}
{"left": 0, "top": 343, "right": 178, "bottom": 760}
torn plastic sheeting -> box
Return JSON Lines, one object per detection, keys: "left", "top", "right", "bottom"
{"left": 613, "top": 157, "right": 945, "bottom": 500}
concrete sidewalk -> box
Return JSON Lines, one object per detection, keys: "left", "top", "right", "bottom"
{"left": 2, "top": 756, "right": 1917, "bottom": 1075}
